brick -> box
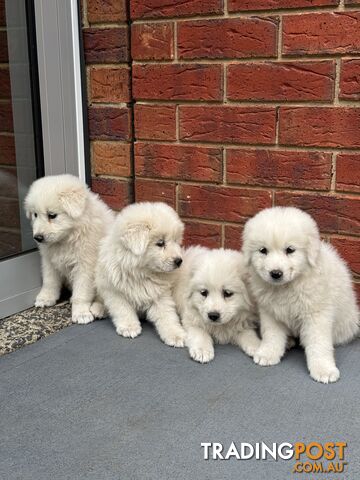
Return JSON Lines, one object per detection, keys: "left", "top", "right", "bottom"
{"left": 227, "top": 61, "right": 334, "bottom": 101}
{"left": 135, "top": 179, "right": 176, "bottom": 208}
{"left": 275, "top": 191, "right": 360, "bottom": 235}
{"left": 178, "top": 17, "right": 277, "bottom": 60}
{"left": 0, "top": 135, "right": 15, "bottom": 165}
{"left": 0, "top": 198, "right": 20, "bottom": 228}
{"left": 331, "top": 236, "right": 360, "bottom": 276}
{"left": 227, "top": 149, "right": 331, "bottom": 190}
{"left": 134, "top": 104, "right": 176, "bottom": 141}
{"left": 279, "top": 107, "right": 360, "bottom": 148}
{"left": 336, "top": 154, "right": 360, "bottom": 193}
{"left": 132, "top": 64, "right": 222, "bottom": 101}
{"left": 131, "top": 0, "right": 223, "bottom": 20}
{"left": 135, "top": 143, "right": 222, "bottom": 182}
{"left": 339, "top": 60, "right": 360, "bottom": 100}
{"left": 91, "top": 177, "right": 131, "bottom": 210}
{"left": 131, "top": 22, "right": 174, "bottom": 60}
{"left": 92, "top": 141, "right": 131, "bottom": 177}
{"left": 0, "top": 0, "right": 5, "bottom": 27}
{"left": 229, "top": 0, "right": 338, "bottom": 11}
{"left": 345, "top": 0, "right": 360, "bottom": 4}
{"left": 183, "top": 221, "right": 222, "bottom": 248}
{"left": 224, "top": 225, "right": 243, "bottom": 250}
{"left": 0, "top": 68, "right": 11, "bottom": 99}
{"left": 180, "top": 106, "right": 276, "bottom": 144}
{"left": 283, "top": 12, "right": 360, "bottom": 56}
{"left": 88, "top": 106, "right": 131, "bottom": 141}
{"left": 83, "top": 27, "right": 129, "bottom": 63}
{"left": 0, "top": 31, "right": 8, "bottom": 63}
{"left": 90, "top": 67, "right": 130, "bottom": 103}
{"left": 0, "top": 230, "right": 22, "bottom": 258}
{"left": 0, "top": 167, "right": 18, "bottom": 197}
{"left": 87, "top": 0, "right": 127, "bottom": 23}
{"left": 0, "top": 101, "right": 13, "bottom": 132}
{"left": 179, "top": 185, "right": 272, "bottom": 223}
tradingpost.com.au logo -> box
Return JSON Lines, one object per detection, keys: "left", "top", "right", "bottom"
{"left": 201, "top": 441, "right": 347, "bottom": 474}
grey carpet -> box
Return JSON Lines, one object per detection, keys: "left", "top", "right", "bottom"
{"left": 0, "top": 319, "right": 359, "bottom": 480}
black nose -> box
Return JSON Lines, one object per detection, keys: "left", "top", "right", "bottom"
{"left": 174, "top": 257, "right": 182, "bottom": 268}
{"left": 34, "top": 235, "right": 44, "bottom": 243}
{"left": 208, "top": 311, "right": 220, "bottom": 322}
{"left": 270, "top": 270, "right": 283, "bottom": 280}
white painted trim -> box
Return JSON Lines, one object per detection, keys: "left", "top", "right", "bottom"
{"left": 70, "top": 0, "right": 86, "bottom": 182}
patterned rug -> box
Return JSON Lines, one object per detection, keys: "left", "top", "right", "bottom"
{"left": 0, "top": 302, "right": 72, "bottom": 356}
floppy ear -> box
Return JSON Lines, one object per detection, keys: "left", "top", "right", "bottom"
{"left": 58, "top": 186, "right": 87, "bottom": 219}
{"left": 306, "top": 234, "right": 321, "bottom": 267}
{"left": 24, "top": 195, "right": 32, "bottom": 219}
{"left": 121, "top": 224, "right": 150, "bottom": 256}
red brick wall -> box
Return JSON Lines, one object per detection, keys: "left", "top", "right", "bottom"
{"left": 81, "top": 0, "right": 133, "bottom": 210}
{"left": 81, "top": 0, "right": 360, "bottom": 296}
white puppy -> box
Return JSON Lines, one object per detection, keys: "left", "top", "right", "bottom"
{"left": 24, "top": 174, "right": 114, "bottom": 324}
{"left": 242, "top": 206, "right": 359, "bottom": 383}
{"left": 173, "top": 246, "right": 260, "bottom": 363}
{"left": 96, "top": 202, "right": 186, "bottom": 347}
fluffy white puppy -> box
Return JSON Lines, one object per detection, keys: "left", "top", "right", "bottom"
{"left": 24, "top": 174, "right": 114, "bottom": 324}
{"left": 173, "top": 246, "right": 260, "bottom": 363}
{"left": 96, "top": 202, "right": 186, "bottom": 347}
{"left": 242, "top": 206, "right": 359, "bottom": 383}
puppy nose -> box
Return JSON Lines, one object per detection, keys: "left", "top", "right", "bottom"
{"left": 208, "top": 311, "right": 220, "bottom": 322}
{"left": 174, "top": 257, "right": 183, "bottom": 268}
{"left": 34, "top": 235, "right": 44, "bottom": 243}
{"left": 270, "top": 269, "right": 283, "bottom": 280}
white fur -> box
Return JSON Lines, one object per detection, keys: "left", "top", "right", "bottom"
{"left": 24, "top": 174, "right": 114, "bottom": 324}
{"left": 96, "top": 202, "right": 186, "bottom": 347}
{"left": 173, "top": 246, "right": 260, "bottom": 363}
{"left": 242, "top": 206, "right": 359, "bottom": 384}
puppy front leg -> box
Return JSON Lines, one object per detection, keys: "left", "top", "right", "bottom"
{"left": 104, "top": 290, "right": 141, "bottom": 338}
{"left": 71, "top": 270, "right": 96, "bottom": 325}
{"left": 186, "top": 325, "right": 214, "bottom": 364}
{"left": 233, "top": 328, "right": 261, "bottom": 358}
{"left": 253, "top": 310, "right": 288, "bottom": 366}
{"left": 147, "top": 296, "right": 186, "bottom": 347}
{"left": 301, "top": 312, "right": 339, "bottom": 384}
{"left": 35, "top": 258, "right": 61, "bottom": 307}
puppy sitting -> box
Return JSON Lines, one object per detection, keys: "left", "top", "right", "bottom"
{"left": 173, "top": 246, "right": 260, "bottom": 363}
{"left": 24, "top": 174, "right": 114, "bottom": 324}
{"left": 242, "top": 207, "right": 359, "bottom": 384}
{"left": 96, "top": 202, "right": 186, "bottom": 347}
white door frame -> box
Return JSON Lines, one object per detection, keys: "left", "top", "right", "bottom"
{"left": 0, "top": 0, "right": 87, "bottom": 319}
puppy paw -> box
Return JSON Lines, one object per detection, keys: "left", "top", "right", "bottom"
{"left": 116, "top": 322, "right": 142, "bottom": 339}
{"left": 253, "top": 348, "right": 281, "bottom": 366}
{"left": 35, "top": 295, "right": 58, "bottom": 308}
{"left": 72, "top": 310, "right": 94, "bottom": 325}
{"left": 189, "top": 346, "right": 215, "bottom": 364}
{"left": 241, "top": 337, "right": 262, "bottom": 358}
{"left": 161, "top": 326, "right": 186, "bottom": 348}
{"left": 310, "top": 365, "right": 340, "bottom": 384}
{"left": 90, "top": 301, "right": 105, "bottom": 319}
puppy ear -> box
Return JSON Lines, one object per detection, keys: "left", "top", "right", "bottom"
{"left": 23, "top": 196, "right": 32, "bottom": 219}
{"left": 306, "top": 234, "right": 321, "bottom": 267}
{"left": 121, "top": 224, "right": 150, "bottom": 256}
{"left": 59, "top": 186, "right": 87, "bottom": 219}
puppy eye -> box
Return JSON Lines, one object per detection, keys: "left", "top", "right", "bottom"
{"left": 34, "top": 213, "right": 37, "bottom": 218}
{"left": 156, "top": 239, "right": 165, "bottom": 247}
{"left": 259, "top": 247, "right": 268, "bottom": 255}
{"left": 223, "top": 290, "right": 233, "bottom": 298}
{"left": 200, "top": 289, "right": 208, "bottom": 298}
{"left": 48, "top": 213, "right": 57, "bottom": 220}
{"left": 286, "top": 246, "right": 295, "bottom": 255}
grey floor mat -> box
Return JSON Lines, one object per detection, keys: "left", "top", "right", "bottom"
{"left": 0, "top": 319, "right": 359, "bottom": 480}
